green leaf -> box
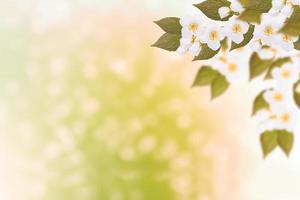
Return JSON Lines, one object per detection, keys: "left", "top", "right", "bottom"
{"left": 252, "top": 90, "right": 269, "bottom": 116}
{"left": 277, "top": 130, "right": 294, "bottom": 157}
{"left": 194, "top": 0, "right": 232, "bottom": 21}
{"left": 154, "top": 17, "right": 182, "bottom": 34}
{"left": 193, "top": 44, "right": 220, "bottom": 61}
{"left": 192, "top": 66, "right": 219, "bottom": 87}
{"left": 230, "top": 24, "right": 255, "bottom": 50}
{"left": 293, "top": 80, "right": 300, "bottom": 109}
{"left": 249, "top": 52, "right": 273, "bottom": 80}
{"left": 294, "top": 37, "right": 300, "bottom": 50}
{"left": 238, "top": 0, "right": 272, "bottom": 23}
{"left": 260, "top": 130, "right": 278, "bottom": 158}
{"left": 211, "top": 73, "right": 229, "bottom": 99}
{"left": 280, "top": 7, "right": 300, "bottom": 36}
{"left": 152, "top": 33, "right": 181, "bottom": 51}
{"left": 264, "top": 57, "right": 292, "bottom": 79}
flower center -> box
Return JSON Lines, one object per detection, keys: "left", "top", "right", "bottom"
{"left": 209, "top": 31, "right": 219, "bottom": 41}
{"left": 232, "top": 24, "right": 242, "bottom": 33}
{"left": 282, "top": 34, "right": 292, "bottom": 42}
{"left": 228, "top": 63, "right": 237, "bottom": 72}
{"left": 220, "top": 56, "right": 227, "bottom": 63}
{"left": 281, "top": 69, "right": 291, "bottom": 78}
{"left": 264, "top": 26, "right": 274, "bottom": 36}
{"left": 189, "top": 23, "right": 199, "bottom": 32}
{"left": 281, "top": 113, "right": 290, "bottom": 123}
{"left": 273, "top": 92, "right": 283, "bottom": 102}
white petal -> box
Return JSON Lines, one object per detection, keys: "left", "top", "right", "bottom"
{"left": 230, "top": 33, "right": 244, "bottom": 44}
{"left": 189, "top": 43, "right": 201, "bottom": 56}
{"left": 218, "top": 7, "right": 230, "bottom": 18}
{"left": 240, "top": 22, "right": 249, "bottom": 34}
{"left": 207, "top": 41, "right": 220, "bottom": 51}
{"left": 176, "top": 46, "right": 188, "bottom": 55}
{"left": 230, "top": 1, "right": 243, "bottom": 12}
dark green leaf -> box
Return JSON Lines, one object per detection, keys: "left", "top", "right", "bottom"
{"left": 194, "top": 0, "right": 232, "bottom": 21}
{"left": 193, "top": 44, "right": 220, "bottom": 61}
{"left": 192, "top": 66, "right": 219, "bottom": 87}
{"left": 278, "top": 130, "right": 294, "bottom": 157}
{"left": 152, "top": 33, "right": 181, "bottom": 51}
{"left": 154, "top": 17, "right": 182, "bottom": 34}
{"left": 265, "top": 57, "right": 292, "bottom": 79}
{"left": 211, "top": 73, "right": 229, "bottom": 99}
{"left": 280, "top": 7, "right": 300, "bottom": 36}
{"left": 230, "top": 24, "right": 255, "bottom": 50}
{"left": 252, "top": 90, "right": 269, "bottom": 116}
{"left": 294, "top": 37, "right": 300, "bottom": 50}
{"left": 293, "top": 80, "right": 300, "bottom": 109}
{"left": 249, "top": 52, "right": 274, "bottom": 80}
{"left": 260, "top": 130, "right": 278, "bottom": 158}
{"left": 238, "top": 0, "right": 272, "bottom": 23}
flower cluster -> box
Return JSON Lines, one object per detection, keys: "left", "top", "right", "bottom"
{"left": 153, "top": 0, "right": 300, "bottom": 157}
{"left": 256, "top": 61, "right": 300, "bottom": 133}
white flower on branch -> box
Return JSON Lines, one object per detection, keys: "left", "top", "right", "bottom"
{"left": 200, "top": 24, "right": 225, "bottom": 51}
{"left": 224, "top": 17, "right": 249, "bottom": 44}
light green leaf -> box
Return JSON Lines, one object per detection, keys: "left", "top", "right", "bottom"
{"left": 154, "top": 17, "right": 182, "bottom": 34}
{"left": 265, "top": 57, "right": 292, "bottom": 79}
{"left": 260, "top": 130, "right": 278, "bottom": 158}
{"left": 194, "top": 0, "right": 232, "bottom": 21}
{"left": 211, "top": 73, "right": 229, "bottom": 99}
{"left": 252, "top": 90, "right": 269, "bottom": 116}
{"left": 193, "top": 44, "right": 220, "bottom": 61}
{"left": 249, "top": 52, "right": 273, "bottom": 80}
{"left": 152, "top": 33, "right": 181, "bottom": 51}
{"left": 278, "top": 130, "right": 294, "bottom": 157}
{"left": 280, "top": 7, "right": 300, "bottom": 36}
{"left": 238, "top": 0, "right": 272, "bottom": 23}
{"left": 192, "top": 66, "right": 219, "bottom": 87}
{"left": 230, "top": 24, "right": 255, "bottom": 50}
{"left": 293, "top": 80, "right": 300, "bottom": 109}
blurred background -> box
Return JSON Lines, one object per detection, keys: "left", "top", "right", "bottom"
{"left": 1, "top": 0, "right": 300, "bottom": 200}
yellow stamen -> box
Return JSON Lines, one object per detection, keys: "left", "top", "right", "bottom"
{"left": 281, "top": 113, "right": 290, "bottom": 123}
{"left": 209, "top": 31, "right": 219, "bottom": 41}
{"left": 273, "top": 92, "right": 283, "bottom": 102}
{"left": 220, "top": 56, "right": 227, "bottom": 63}
{"left": 281, "top": 69, "right": 291, "bottom": 78}
{"left": 228, "top": 63, "right": 237, "bottom": 72}
{"left": 232, "top": 24, "right": 242, "bottom": 33}
{"left": 189, "top": 23, "right": 199, "bottom": 32}
{"left": 264, "top": 26, "right": 274, "bottom": 36}
{"left": 282, "top": 34, "right": 291, "bottom": 42}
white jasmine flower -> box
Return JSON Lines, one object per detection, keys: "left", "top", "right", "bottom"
{"left": 257, "top": 109, "right": 280, "bottom": 132}
{"left": 218, "top": 0, "right": 243, "bottom": 19}
{"left": 176, "top": 35, "right": 202, "bottom": 56}
{"left": 213, "top": 54, "right": 246, "bottom": 83}
{"left": 177, "top": 16, "right": 205, "bottom": 56}
{"left": 224, "top": 17, "right": 249, "bottom": 44}
{"left": 274, "top": 107, "right": 297, "bottom": 132}
{"left": 272, "top": 63, "right": 300, "bottom": 87}
{"left": 253, "top": 14, "right": 283, "bottom": 47}
{"left": 276, "top": 34, "right": 298, "bottom": 51}
{"left": 201, "top": 24, "right": 225, "bottom": 51}
{"left": 180, "top": 15, "right": 205, "bottom": 37}
{"left": 264, "top": 88, "right": 293, "bottom": 111}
